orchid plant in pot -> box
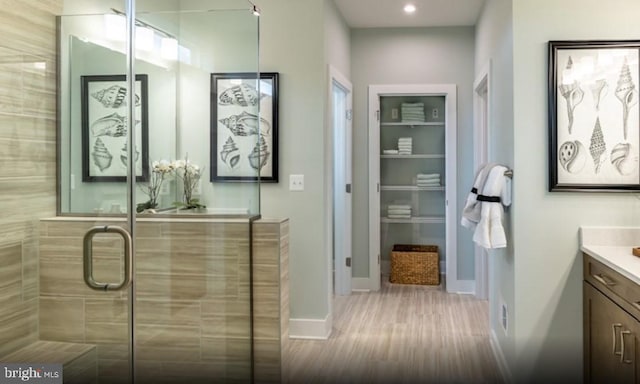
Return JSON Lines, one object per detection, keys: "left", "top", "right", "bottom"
{"left": 137, "top": 160, "right": 174, "bottom": 213}
{"left": 173, "top": 156, "right": 206, "bottom": 210}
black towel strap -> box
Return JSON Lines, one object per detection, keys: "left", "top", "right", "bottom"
{"left": 477, "top": 194, "right": 501, "bottom": 203}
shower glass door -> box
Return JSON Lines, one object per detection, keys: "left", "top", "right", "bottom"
{"left": 53, "top": 2, "right": 260, "bottom": 383}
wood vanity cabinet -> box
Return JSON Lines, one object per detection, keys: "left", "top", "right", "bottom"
{"left": 584, "top": 254, "right": 640, "bottom": 383}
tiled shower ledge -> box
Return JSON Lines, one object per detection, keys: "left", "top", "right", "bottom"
{"left": 580, "top": 226, "right": 640, "bottom": 285}
{"left": 43, "top": 216, "right": 286, "bottom": 224}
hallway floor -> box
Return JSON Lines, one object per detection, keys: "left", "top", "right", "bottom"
{"left": 284, "top": 279, "right": 504, "bottom": 383}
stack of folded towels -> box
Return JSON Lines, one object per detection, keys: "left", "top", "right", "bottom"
{"left": 416, "top": 173, "right": 440, "bottom": 187}
{"left": 398, "top": 137, "right": 412, "bottom": 155}
{"left": 401, "top": 102, "right": 425, "bottom": 122}
{"left": 387, "top": 204, "right": 412, "bottom": 219}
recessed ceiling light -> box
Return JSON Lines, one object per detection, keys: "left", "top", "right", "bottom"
{"left": 403, "top": 4, "right": 416, "bottom": 14}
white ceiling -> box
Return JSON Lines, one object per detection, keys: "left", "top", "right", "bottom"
{"left": 333, "top": 0, "right": 486, "bottom": 28}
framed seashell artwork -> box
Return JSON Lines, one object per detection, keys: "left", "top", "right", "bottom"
{"left": 81, "top": 74, "right": 149, "bottom": 182}
{"left": 549, "top": 40, "right": 640, "bottom": 191}
{"left": 210, "top": 72, "right": 279, "bottom": 182}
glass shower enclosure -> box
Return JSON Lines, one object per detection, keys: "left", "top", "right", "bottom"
{"left": 25, "top": 1, "right": 261, "bottom": 382}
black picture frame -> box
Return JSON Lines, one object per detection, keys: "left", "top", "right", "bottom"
{"left": 210, "top": 72, "right": 279, "bottom": 183}
{"left": 81, "top": 74, "right": 149, "bottom": 182}
{"left": 549, "top": 40, "right": 640, "bottom": 191}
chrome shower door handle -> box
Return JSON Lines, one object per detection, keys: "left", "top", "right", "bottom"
{"left": 83, "top": 225, "right": 133, "bottom": 291}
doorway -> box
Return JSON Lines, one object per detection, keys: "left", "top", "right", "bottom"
{"left": 329, "top": 66, "right": 353, "bottom": 296}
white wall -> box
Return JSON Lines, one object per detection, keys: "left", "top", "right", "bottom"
{"left": 258, "top": 0, "right": 330, "bottom": 321}
{"left": 474, "top": 0, "right": 515, "bottom": 376}
{"left": 509, "top": 0, "right": 640, "bottom": 381}
{"left": 324, "top": 0, "right": 351, "bottom": 79}
{"left": 350, "top": 27, "right": 476, "bottom": 280}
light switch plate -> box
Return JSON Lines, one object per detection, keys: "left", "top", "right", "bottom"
{"left": 289, "top": 174, "right": 304, "bottom": 191}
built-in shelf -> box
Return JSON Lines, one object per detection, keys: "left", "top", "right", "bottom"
{"left": 381, "top": 185, "right": 444, "bottom": 191}
{"left": 380, "top": 216, "right": 445, "bottom": 224}
{"left": 380, "top": 122, "right": 445, "bottom": 126}
{"left": 380, "top": 154, "right": 445, "bottom": 159}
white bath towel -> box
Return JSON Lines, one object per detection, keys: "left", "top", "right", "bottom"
{"left": 383, "top": 149, "right": 399, "bottom": 155}
{"left": 388, "top": 204, "right": 411, "bottom": 210}
{"left": 460, "top": 163, "right": 496, "bottom": 230}
{"left": 388, "top": 214, "right": 412, "bottom": 219}
{"left": 417, "top": 173, "right": 439, "bottom": 178}
{"left": 472, "top": 165, "right": 512, "bottom": 249}
{"left": 388, "top": 209, "right": 411, "bottom": 215}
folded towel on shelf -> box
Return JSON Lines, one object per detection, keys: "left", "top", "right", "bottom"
{"left": 388, "top": 214, "right": 412, "bottom": 219}
{"left": 388, "top": 209, "right": 411, "bottom": 215}
{"left": 401, "top": 103, "right": 425, "bottom": 122}
{"left": 417, "top": 182, "right": 440, "bottom": 187}
{"left": 383, "top": 149, "right": 399, "bottom": 155}
{"left": 388, "top": 204, "right": 411, "bottom": 210}
{"left": 417, "top": 173, "right": 440, "bottom": 179}
{"left": 398, "top": 137, "right": 413, "bottom": 142}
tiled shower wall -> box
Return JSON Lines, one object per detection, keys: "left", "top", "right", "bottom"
{"left": 39, "top": 217, "right": 289, "bottom": 383}
{"left": 0, "top": 0, "right": 61, "bottom": 357}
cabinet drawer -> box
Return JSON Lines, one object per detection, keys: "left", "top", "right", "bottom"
{"left": 584, "top": 253, "right": 640, "bottom": 316}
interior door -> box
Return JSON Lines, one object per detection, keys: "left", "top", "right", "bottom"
{"left": 332, "top": 68, "right": 353, "bottom": 296}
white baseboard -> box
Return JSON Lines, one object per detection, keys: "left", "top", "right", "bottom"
{"left": 352, "top": 277, "right": 371, "bottom": 292}
{"left": 455, "top": 279, "right": 476, "bottom": 294}
{"left": 490, "top": 329, "right": 512, "bottom": 383}
{"left": 289, "top": 314, "right": 333, "bottom": 340}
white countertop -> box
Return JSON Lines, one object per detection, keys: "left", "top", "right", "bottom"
{"left": 580, "top": 226, "right": 640, "bottom": 286}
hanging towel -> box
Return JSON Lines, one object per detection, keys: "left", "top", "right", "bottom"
{"left": 460, "top": 163, "right": 496, "bottom": 230}
{"left": 472, "top": 165, "right": 512, "bottom": 249}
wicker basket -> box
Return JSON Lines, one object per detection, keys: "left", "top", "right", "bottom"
{"left": 389, "top": 244, "right": 440, "bottom": 285}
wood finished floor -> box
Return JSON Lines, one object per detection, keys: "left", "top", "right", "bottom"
{"left": 284, "top": 279, "right": 504, "bottom": 384}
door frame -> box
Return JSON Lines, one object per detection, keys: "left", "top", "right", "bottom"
{"left": 367, "top": 84, "right": 458, "bottom": 292}
{"left": 328, "top": 65, "right": 353, "bottom": 297}
{"left": 473, "top": 61, "right": 491, "bottom": 299}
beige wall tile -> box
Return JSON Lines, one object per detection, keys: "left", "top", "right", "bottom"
{"left": 135, "top": 300, "right": 200, "bottom": 327}
{"left": 0, "top": 300, "right": 38, "bottom": 358}
{"left": 0, "top": 243, "right": 22, "bottom": 307}
{"left": 200, "top": 337, "right": 251, "bottom": 363}
{"left": 85, "top": 298, "right": 128, "bottom": 324}
{"left": 85, "top": 323, "right": 128, "bottom": 345}
{"left": 39, "top": 297, "right": 85, "bottom": 342}
{"left": 136, "top": 324, "right": 200, "bottom": 348}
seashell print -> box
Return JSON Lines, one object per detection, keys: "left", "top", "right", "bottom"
{"left": 219, "top": 111, "right": 271, "bottom": 136}
{"left": 615, "top": 58, "right": 638, "bottom": 141}
{"left": 559, "top": 56, "right": 584, "bottom": 135}
{"left": 590, "top": 79, "right": 608, "bottom": 111}
{"left": 610, "top": 143, "right": 638, "bottom": 176}
{"left": 220, "top": 137, "right": 241, "bottom": 169}
{"left": 91, "top": 85, "right": 140, "bottom": 108}
{"left": 91, "top": 113, "right": 127, "bottom": 137}
{"left": 248, "top": 136, "right": 270, "bottom": 171}
{"left": 218, "top": 83, "right": 265, "bottom": 107}
{"left": 589, "top": 117, "right": 607, "bottom": 174}
{"left": 120, "top": 142, "right": 140, "bottom": 167}
{"left": 92, "top": 138, "right": 113, "bottom": 172}
{"left": 558, "top": 140, "right": 587, "bottom": 174}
